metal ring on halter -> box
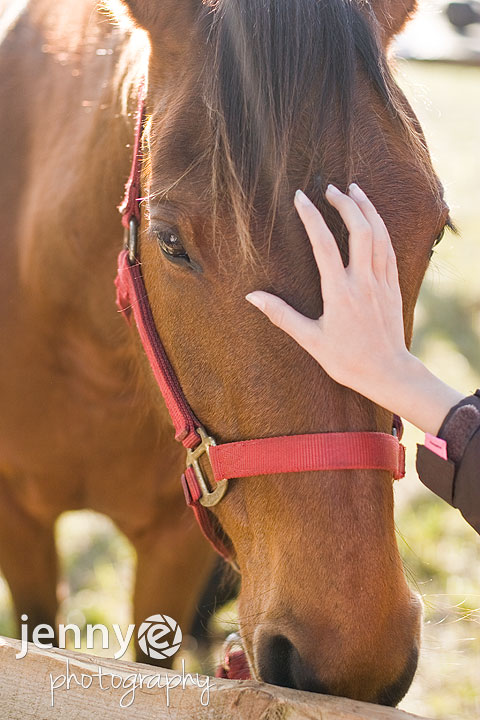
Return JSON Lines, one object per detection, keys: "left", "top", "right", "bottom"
{"left": 185, "top": 426, "right": 229, "bottom": 507}
{"left": 125, "top": 217, "right": 138, "bottom": 264}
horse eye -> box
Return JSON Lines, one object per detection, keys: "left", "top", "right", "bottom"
{"left": 434, "top": 226, "right": 446, "bottom": 247}
{"left": 155, "top": 230, "right": 190, "bottom": 260}
{"left": 430, "top": 226, "right": 447, "bottom": 260}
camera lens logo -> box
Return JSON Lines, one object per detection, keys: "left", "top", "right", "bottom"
{"left": 137, "top": 614, "right": 183, "bottom": 660}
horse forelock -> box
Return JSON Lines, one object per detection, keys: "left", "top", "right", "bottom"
{"left": 196, "top": 0, "right": 438, "bottom": 262}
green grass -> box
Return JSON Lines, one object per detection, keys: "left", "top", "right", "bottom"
{"left": 394, "top": 61, "right": 480, "bottom": 720}
{"left": 0, "top": 61, "right": 479, "bottom": 718}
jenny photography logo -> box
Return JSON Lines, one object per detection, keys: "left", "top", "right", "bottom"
{"left": 15, "top": 613, "right": 182, "bottom": 661}
{"left": 16, "top": 613, "right": 214, "bottom": 708}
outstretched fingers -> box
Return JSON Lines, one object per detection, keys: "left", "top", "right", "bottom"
{"left": 325, "top": 184, "right": 373, "bottom": 276}
{"left": 294, "top": 189, "right": 345, "bottom": 299}
{"left": 246, "top": 185, "right": 402, "bottom": 350}
{"left": 348, "top": 183, "right": 393, "bottom": 280}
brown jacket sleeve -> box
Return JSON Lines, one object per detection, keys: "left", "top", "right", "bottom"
{"left": 416, "top": 390, "right": 480, "bottom": 535}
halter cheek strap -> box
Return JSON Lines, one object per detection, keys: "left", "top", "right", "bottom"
{"left": 115, "top": 87, "right": 406, "bottom": 562}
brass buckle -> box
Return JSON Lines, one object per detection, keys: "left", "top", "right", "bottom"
{"left": 186, "top": 427, "right": 228, "bottom": 507}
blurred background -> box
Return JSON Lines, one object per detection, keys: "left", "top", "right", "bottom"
{"left": 0, "top": 1, "right": 479, "bottom": 718}
{"left": 393, "top": 2, "right": 480, "bottom": 717}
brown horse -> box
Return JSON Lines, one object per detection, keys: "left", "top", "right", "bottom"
{"left": 0, "top": 0, "right": 449, "bottom": 705}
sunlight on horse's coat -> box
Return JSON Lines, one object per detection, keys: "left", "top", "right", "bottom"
{"left": 0, "top": 0, "right": 29, "bottom": 45}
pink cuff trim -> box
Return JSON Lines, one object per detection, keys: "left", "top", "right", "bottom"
{"left": 425, "top": 433, "right": 448, "bottom": 461}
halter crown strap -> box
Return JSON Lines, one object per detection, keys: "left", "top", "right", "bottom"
{"left": 116, "top": 87, "right": 406, "bottom": 561}
{"left": 119, "top": 81, "right": 146, "bottom": 232}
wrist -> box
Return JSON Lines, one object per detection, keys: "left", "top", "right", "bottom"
{"left": 368, "top": 352, "right": 464, "bottom": 435}
{"left": 350, "top": 348, "right": 414, "bottom": 411}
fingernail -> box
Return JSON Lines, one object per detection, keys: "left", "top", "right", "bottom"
{"left": 246, "top": 293, "right": 265, "bottom": 311}
{"left": 349, "top": 183, "right": 366, "bottom": 199}
{"left": 326, "top": 184, "right": 342, "bottom": 196}
{"left": 295, "top": 189, "right": 313, "bottom": 206}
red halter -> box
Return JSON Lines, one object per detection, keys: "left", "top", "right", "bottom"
{"left": 115, "top": 88, "right": 406, "bottom": 561}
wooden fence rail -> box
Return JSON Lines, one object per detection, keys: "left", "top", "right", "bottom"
{"left": 0, "top": 636, "right": 436, "bottom": 720}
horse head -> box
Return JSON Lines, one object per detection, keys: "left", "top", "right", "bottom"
{"left": 116, "top": 0, "right": 449, "bottom": 704}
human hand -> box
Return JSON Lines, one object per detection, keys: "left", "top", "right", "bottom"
{"left": 247, "top": 183, "right": 408, "bottom": 401}
{"left": 246, "top": 184, "right": 463, "bottom": 434}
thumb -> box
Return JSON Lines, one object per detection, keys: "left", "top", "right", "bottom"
{"left": 246, "top": 291, "right": 316, "bottom": 347}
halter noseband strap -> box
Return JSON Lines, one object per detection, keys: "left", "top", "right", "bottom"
{"left": 115, "top": 87, "right": 406, "bottom": 561}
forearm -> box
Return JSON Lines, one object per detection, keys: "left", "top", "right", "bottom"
{"left": 357, "top": 352, "right": 465, "bottom": 436}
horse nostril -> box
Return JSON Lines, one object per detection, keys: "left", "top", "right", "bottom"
{"left": 257, "top": 634, "right": 330, "bottom": 694}
{"left": 258, "top": 635, "right": 295, "bottom": 688}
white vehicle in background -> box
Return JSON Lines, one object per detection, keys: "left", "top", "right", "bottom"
{"left": 446, "top": 2, "right": 480, "bottom": 32}
{"left": 395, "top": 0, "right": 480, "bottom": 63}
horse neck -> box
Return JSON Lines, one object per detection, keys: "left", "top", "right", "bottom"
{"left": 21, "top": 21, "right": 151, "bottom": 384}
{"left": 47, "top": 30, "right": 149, "bottom": 333}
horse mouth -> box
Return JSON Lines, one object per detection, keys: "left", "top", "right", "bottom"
{"left": 376, "top": 645, "right": 419, "bottom": 707}
{"left": 247, "top": 629, "right": 419, "bottom": 705}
